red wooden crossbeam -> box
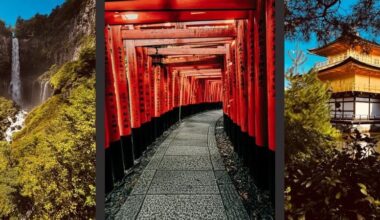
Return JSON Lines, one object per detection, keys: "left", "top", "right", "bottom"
{"left": 122, "top": 27, "right": 237, "bottom": 39}
{"left": 105, "top": 0, "right": 255, "bottom": 11}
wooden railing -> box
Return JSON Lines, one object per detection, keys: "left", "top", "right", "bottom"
{"left": 330, "top": 83, "right": 380, "bottom": 94}
{"left": 331, "top": 113, "right": 380, "bottom": 121}
{"left": 315, "top": 50, "right": 380, "bottom": 71}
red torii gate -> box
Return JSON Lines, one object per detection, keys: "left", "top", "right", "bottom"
{"left": 104, "top": 0, "right": 276, "bottom": 204}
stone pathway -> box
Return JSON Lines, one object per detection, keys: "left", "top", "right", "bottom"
{"left": 116, "top": 110, "right": 249, "bottom": 220}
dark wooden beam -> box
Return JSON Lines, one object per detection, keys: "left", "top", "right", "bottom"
{"left": 193, "top": 76, "right": 222, "bottom": 79}
{"left": 180, "top": 68, "right": 222, "bottom": 74}
{"left": 172, "top": 64, "right": 221, "bottom": 70}
{"left": 133, "top": 37, "right": 233, "bottom": 46}
{"left": 163, "top": 55, "right": 218, "bottom": 64}
{"left": 147, "top": 47, "right": 226, "bottom": 55}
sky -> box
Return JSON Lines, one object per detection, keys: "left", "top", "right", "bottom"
{"left": 0, "top": 0, "right": 65, "bottom": 27}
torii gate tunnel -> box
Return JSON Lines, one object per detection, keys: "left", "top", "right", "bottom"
{"left": 104, "top": 0, "right": 276, "bottom": 204}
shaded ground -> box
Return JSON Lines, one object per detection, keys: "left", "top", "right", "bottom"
{"left": 109, "top": 110, "right": 250, "bottom": 219}
{"left": 106, "top": 112, "right": 273, "bottom": 219}
{"left": 215, "top": 118, "right": 275, "bottom": 219}
{"left": 105, "top": 123, "right": 180, "bottom": 219}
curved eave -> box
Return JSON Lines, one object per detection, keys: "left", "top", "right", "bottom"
{"left": 308, "top": 38, "right": 346, "bottom": 56}
{"left": 309, "top": 36, "right": 380, "bottom": 57}
{"left": 317, "top": 57, "right": 380, "bottom": 74}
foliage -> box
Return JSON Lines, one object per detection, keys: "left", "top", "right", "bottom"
{"left": 285, "top": 50, "right": 380, "bottom": 219}
{"left": 14, "top": 0, "right": 94, "bottom": 83}
{"left": 285, "top": 142, "right": 380, "bottom": 219}
{"left": 285, "top": 69, "right": 339, "bottom": 159}
{"left": 0, "top": 97, "right": 18, "bottom": 140}
{"left": 0, "top": 141, "right": 17, "bottom": 217}
{"left": 50, "top": 36, "right": 95, "bottom": 92}
{"left": 285, "top": 0, "right": 380, "bottom": 43}
{"left": 0, "top": 38, "right": 95, "bottom": 219}
{"left": 0, "top": 20, "right": 11, "bottom": 36}
{"left": 15, "top": 0, "right": 82, "bottom": 39}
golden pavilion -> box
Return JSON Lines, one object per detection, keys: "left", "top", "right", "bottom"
{"left": 310, "top": 35, "right": 380, "bottom": 130}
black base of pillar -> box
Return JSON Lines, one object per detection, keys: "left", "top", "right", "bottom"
{"left": 246, "top": 136, "right": 256, "bottom": 178}
{"left": 121, "top": 135, "right": 134, "bottom": 169}
{"left": 268, "top": 149, "right": 275, "bottom": 207}
{"left": 109, "top": 141, "right": 124, "bottom": 183}
{"left": 255, "top": 146, "right": 269, "bottom": 190}
{"left": 105, "top": 147, "right": 113, "bottom": 194}
{"left": 132, "top": 128, "right": 142, "bottom": 159}
{"left": 141, "top": 123, "right": 149, "bottom": 152}
{"left": 241, "top": 131, "right": 250, "bottom": 167}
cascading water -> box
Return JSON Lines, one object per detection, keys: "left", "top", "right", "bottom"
{"left": 9, "top": 37, "right": 22, "bottom": 106}
{"left": 41, "top": 81, "right": 50, "bottom": 102}
{"left": 5, "top": 110, "right": 27, "bottom": 142}
{"left": 4, "top": 36, "right": 27, "bottom": 142}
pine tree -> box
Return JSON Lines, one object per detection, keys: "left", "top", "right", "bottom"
{"left": 285, "top": 50, "right": 339, "bottom": 160}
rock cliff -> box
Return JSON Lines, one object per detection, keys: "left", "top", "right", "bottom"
{"left": 12, "top": 0, "right": 95, "bottom": 107}
{"left": 0, "top": 21, "right": 12, "bottom": 98}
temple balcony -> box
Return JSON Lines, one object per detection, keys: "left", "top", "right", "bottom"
{"left": 330, "top": 83, "right": 380, "bottom": 94}
{"left": 314, "top": 50, "right": 380, "bottom": 71}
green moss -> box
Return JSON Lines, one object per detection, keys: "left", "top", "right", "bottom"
{"left": 50, "top": 36, "right": 95, "bottom": 92}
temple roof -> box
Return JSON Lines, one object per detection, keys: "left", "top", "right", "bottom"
{"left": 309, "top": 35, "right": 380, "bottom": 57}
{"left": 317, "top": 56, "right": 380, "bottom": 76}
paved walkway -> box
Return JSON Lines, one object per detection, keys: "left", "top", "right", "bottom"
{"left": 116, "top": 110, "right": 249, "bottom": 220}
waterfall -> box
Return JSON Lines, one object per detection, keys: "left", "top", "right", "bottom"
{"left": 41, "top": 81, "right": 50, "bottom": 102}
{"left": 39, "top": 81, "right": 50, "bottom": 102}
{"left": 9, "top": 37, "right": 22, "bottom": 106}
{"left": 40, "top": 81, "right": 44, "bottom": 102}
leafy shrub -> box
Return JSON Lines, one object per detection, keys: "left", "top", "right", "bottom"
{"left": 285, "top": 144, "right": 380, "bottom": 219}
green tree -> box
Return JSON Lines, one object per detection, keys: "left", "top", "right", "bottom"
{"left": 285, "top": 52, "right": 339, "bottom": 160}
{"left": 285, "top": 0, "right": 380, "bottom": 43}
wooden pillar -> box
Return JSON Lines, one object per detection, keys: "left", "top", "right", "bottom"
{"left": 247, "top": 11, "right": 256, "bottom": 141}
{"left": 266, "top": 0, "right": 276, "bottom": 151}
{"left": 254, "top": 0, "right": 268, "bottom": 148}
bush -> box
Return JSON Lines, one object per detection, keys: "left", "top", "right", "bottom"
{"left": 285, "top": 143, "right": 380, "bottom": 219}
